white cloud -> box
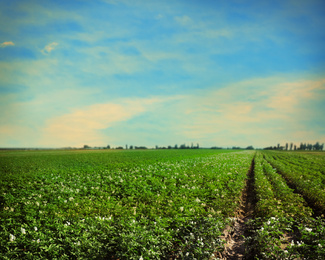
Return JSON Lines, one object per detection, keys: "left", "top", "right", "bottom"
{"left": 174, "top": 15, "right": 192, "bottom": 26}
{"left": 176, "top": 76, "right": 325, "bottom": 147}
{"left": 41, "top": 42, "right": 58, "bottom": 54}
{"left": 0, "top": 41, "right": 14, "bottom": 47}
{"left": 39, "top": 96, "right": 179, "bottom": 147}
{"left": 155, "top": 14, "right": 164, "bottom": 19}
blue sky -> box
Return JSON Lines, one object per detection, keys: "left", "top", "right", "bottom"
{"left": 1, "top": 0, "right": 325, "bottom": 148}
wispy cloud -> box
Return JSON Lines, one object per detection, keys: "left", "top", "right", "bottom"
{"left": 0, "top": 0, "right": 324, "bottom": 148}
{"left": 41, "top": 42, "right": 58, "bottom": 54}
{"left": 39, "top": 96, "right": 179, "bottom": 147}
{"left": 0, "top": 41, "right": 15, "bottom": 48}
{"left": 178, "top": 76, "right": 325, "bottom": 147}
{"left": 174, "top": 15, "right": 192, "bottom": 26}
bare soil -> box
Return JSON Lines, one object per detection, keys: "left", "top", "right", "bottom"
{"left": 214, "top": 158, "right": 256, "bottom": 260}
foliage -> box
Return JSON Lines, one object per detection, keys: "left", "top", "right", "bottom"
{"left": 246, "top": 151, "right": 325, "bottom": 259}
{"left": 0, "top": 149, "right": 254, "bottom": 259}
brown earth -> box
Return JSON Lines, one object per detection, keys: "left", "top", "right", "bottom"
{"left": 213, "top": 158, "right": 256, "bottom": 260}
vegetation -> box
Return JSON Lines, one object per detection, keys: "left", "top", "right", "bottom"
{"left": 246, "top": 152, "right": 324, "bottom": 259}
{"left": 264, "top": 141, "right": 324, "bottom": 151}
{"left": 0, "top": 149, "right": 252, "bottom": 259}
{"left": 0, "top": 149, "right": 324, "bottom": 259}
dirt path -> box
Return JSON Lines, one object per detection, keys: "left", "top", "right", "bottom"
{"left": 218, "top": 157, "right": 256, "bottom": 260}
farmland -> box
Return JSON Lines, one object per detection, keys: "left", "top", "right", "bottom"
{"left": 0, "top": 149, "right": 324, "bottom": 259}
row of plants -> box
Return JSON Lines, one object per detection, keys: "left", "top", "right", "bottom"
{"left": 246, "top": 152, "right": 325, "bottom": 259}
{"left": 0, "top": 149, "right": 254, "bottom": 259}
{"left": 263, "top": 151, "right": 325, "bottom": 214}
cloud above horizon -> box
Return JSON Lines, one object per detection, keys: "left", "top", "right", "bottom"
{"left": 0, "top": 41, "right": 15, "bottom": 48}
{"left": 41, "top": 42, "right": 58, "bottom": 54}
{"left": 0, "top": 0, "right": 324, "bottom": 148}
{"left": 39, "top": 97, "right": 179, "bottom": 147}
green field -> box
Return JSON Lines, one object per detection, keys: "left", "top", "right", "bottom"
{"left": 0, "top": 149, "right": 324, "bottom": 259}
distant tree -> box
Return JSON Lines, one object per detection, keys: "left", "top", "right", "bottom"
{"left": 84, "top": 145, "right": 91, "bottom": 149}
{"left": 107, "top": 145, "right": 110, "bottom": 149}
{"left": 299, "top": 143, "right": 303, "bottom": 150}
{"left": 313, "top": 142, "right": 320, "bottom": 151}
{"left": 155, "top": 145, "right": 158, "bottom": 149}
{"left": 307, "top": 143, "right": 313, "bottom": 151}
{"left": 116, "top": 146, "right": 123, "bottom": 149}
{"left": 129, "top": 145, "right": 133, "bottom": 149}
{"left": 285, "top": 143, "right": 288, "bottom": 150}
{"left": 294, "top": 145, "right": 297, "bottom": 151}
{"left": 174, "top": 144, "right": 178, "bottom": 149}
{"left": 180, "top": 144, "right": 186, "bottom": 149}
{"left": 135, "top": 146, "right": 147, "bottom": 149}
{"left": 197, "top": 143, "right": 199, "bottom": 149}
{"left": 277, "top": 143, "right": 280, "bottom": 150}
{"left": 168, "top": 145, "right": 172, "bottom": 149}
{"left": 126, "top": 144, "right": 128, "bottom": 150}
{"left": 246, "top": 146, "right": 254, "bottom": 150}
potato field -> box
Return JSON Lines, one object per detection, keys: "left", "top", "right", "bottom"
{"left": 0, "top": 149, "right": 324, "bottom": 259}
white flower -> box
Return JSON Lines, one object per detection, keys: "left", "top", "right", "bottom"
{"left": 305, "top": 227, "right": 312, "bottom": 232}
{"left": 37, "top": 239, "right": 40, "bottom": 243}
{"left": 180, "top": 207, "right": 184, "bottom": 212}
{"left": 9, "top": 234, "right": 16, "bottom": 242}
{"left": 34, "top": 226, "right": 38, "bottom": 231}
{"left": 21, "top": 227, "right": 26, "bottom": 234}
{"left": 69, "top": 197, "right": 74, "bottom": 201}
{"left": 139, "top": 257, "right": 143, "bottom": 260}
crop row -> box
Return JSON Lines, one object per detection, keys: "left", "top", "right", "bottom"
{"left": 263, "top": 151, "right": 325, "bottom": 214}
{"left": 0, "top": 150, "right": 254, "bottom": 259}
{"left": 247, "top": 152, "right": 325, "bottom": 259}
{"left": 254, "top": 152, "right": 312, "bottom": 219}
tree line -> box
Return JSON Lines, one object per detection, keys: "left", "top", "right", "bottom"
{"left": 264, "top": 142, "right": 324, "bottom": 151}
{"left": 82, "top": 143, "right": 257, "bottom": 150}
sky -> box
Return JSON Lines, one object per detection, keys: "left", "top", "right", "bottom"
{"left": 0, "top": 0, "right": 325, "bottom": 149}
